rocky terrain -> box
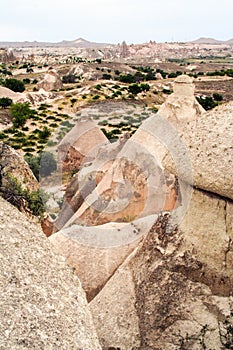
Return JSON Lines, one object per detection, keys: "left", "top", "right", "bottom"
{"left": 88, "top": 79, "right": 233, "bottom": 350}
{"left": 0, "top": 38, "right": 233, "bottom": 349}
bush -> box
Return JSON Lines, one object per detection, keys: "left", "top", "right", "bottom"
{"left": 10, "top": 102, "right": 36, "bottom": 128}
{"left": 102, "top": 74, "right": 112, "bottom": 80}
{"left": 128, "top": 83, "right": 150, "bottom": 95}
{"left": 0, "top": 176, "right": 46, "bottom": 217}
{"left": 213, "top": 93, "right": 223, "bottom": 101}
{"left": 196, "top": 96, "right": 218, "bottom": 110}
{"left": 3, "top": 78, "right": 25, "bottom": 92}
{"left": 40, "top": 152, "right": 57, "bottom": 177}
{"left": 23, "top": 78, "right": 30, "bottom": 84}
{"left": 62, "top": 74, "right": 77, "bottom": 83}
{"left": 0, "top": 97, "right": 13, "bottom": 108}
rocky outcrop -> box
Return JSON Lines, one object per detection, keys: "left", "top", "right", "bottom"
{"left": 120, "top": 41, "right": 129, "bottom": 59}
{"left": 163, "top": 101, "right": 233, "bottom": 200}
{"left": 37, "top": 67, "right": 63, "bottom": 91}
{"left": 0, "top": 142, "right": 38, "bottom": 193}
{"left": 159, "top": 74, "right": 205, "bottom": 125}
{"left": 57, "top": 116, "right": 108, "bottom": 176}
{"left": 49, "top": 215, "right": 156, "bottom": 301}
{"left": 0, "top": 197, "right": 101, "bottom": 349}
{"left": 0, "top": 86, "right": 26, "bottom": 103}
{"left": 90, "top": 193, "right": 233, "bottom": 349}
{"left": 0, "top": 48, "right": 15, "bottom": 63}
{"left": 89, "top": 77, "right": 233, "bottom": 349}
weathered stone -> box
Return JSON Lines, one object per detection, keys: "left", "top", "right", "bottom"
{"left": 90, "top": 189, "right": 233, "bottom": 349}
{"left": 163, "top": 101, "right": 233, "bottom": 200}
{"left": 49, "top": 215, "right": 156, "bottom": 301}
{"left": 0, "top": 197, "right": 101, "bottom": 349}
{"left": 0, "top": 142, "right": 38, "bottom": 193}
{"left": 37, "top": 67, "right": 63, "bottom": 91}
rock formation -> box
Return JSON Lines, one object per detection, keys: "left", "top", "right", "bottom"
{"left": 57, "top": 116, "right": 108, "bottom": 177}
{"left": 120, "top": 41, "right": 129, "bottom": 59}
{"left": 163, "top": 100, "right": 233, "bottom": 200}
{"left": 43, "top": 75, "right": 233, "bottom": 349}
{"left": 158, "top": 74, "right": 205, "bottom": 125}
{"left": 0, "top": 197, "right": 101, "bottom": 349}
{"left": 49, "top": 215, "right": 156, "bottom": 301}
{"left": 89, "top": 79, "right": 233, "bottom": 349}
{"left": 0, "top": 86, "right": 25, "bottom": 103}
{"left": 37, "top": 67, "right": 63, "bottom": 91}
{"left": 90, "top": 202, "right": 233, "bottom": 349}
{"left": 0, "top": 48, "right": 15, "bottom": 63}
{"left": 0, "top": 142, "right": 38, "bottom": 192}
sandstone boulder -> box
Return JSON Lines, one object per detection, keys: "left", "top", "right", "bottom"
{"left": 0, "top": 197, "right": 101, "bottom": 349}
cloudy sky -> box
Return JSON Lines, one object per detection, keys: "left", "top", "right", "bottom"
{"left": 1, "top": 0, "right": 232, "bottom": 43}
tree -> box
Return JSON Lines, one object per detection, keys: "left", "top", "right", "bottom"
{"left": 10, "top": 102, "right": 36, "bottom": 128}
{"left": 3, "top": 78, "right": 25, "bottom": 92}
{"left": 40, "top": 152, "right": 57, "bottom": 177}
{"left": 0, "top": 97, "right": 13, "bottom": 108}
{"left": 196, "top": 96, "right": 218, "bottom": 110}
{"left": 213, "top": 93, "right": 223, "bottom": 101}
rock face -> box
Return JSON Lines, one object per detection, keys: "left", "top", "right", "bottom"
{"left": 90, "top": 194, "right": 233, "bottom": 349}
{"left": 158, "top": 74, "right": 205, "bottom": 124}
{"left": 0, "top": 197, "right": 101, "bottom": 349}
{"left": 57, "top": 116, "right": 108, "bottom": 177}
{"left": 49, "top": 215, "right": 156, "bottom": 301}
{"left": 0, "top": 48, "right": 15, "bottom": 63}
{"left": 163, "top": 101, "right": 233, "bottom": 200}
{"left": 37, "top": 67, "right": 63, "bottom": 91}
{"left": 0, "top": 142, "right": 38, "bottom": 193}
{"left": 89, "top": 77, "right": 233, "bottom": 349}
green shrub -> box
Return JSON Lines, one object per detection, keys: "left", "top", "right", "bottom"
{"left": 102, "top": 74, "right": 112, "bottom": 80}
{"left": 70, "top": 98, "right": 77, "bottom": 104}
{"left": 3, "top": 78, "right": 25, "bottom": 92}
{"left": 0, "top": 97, "right": 13, "bottom": 108}
{"left": 10, "top": 102, "right": 36, "bottom": 128}
{"left": 196, "top": 96, "right": 218, "bottom": 110}
{"left": 40, "top": 152, "right": 57, "bottom": 177}
{"left": 213, "top": 93, "right": 223, "bottom": 101}
{"left": 1, "top": 176, "right": 46, "bottom": 217}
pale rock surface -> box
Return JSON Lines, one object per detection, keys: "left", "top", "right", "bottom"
{"left": 163, "top": 101, "right": 233, "bottom": 200}
{"left": 37, "top": 67, "right": 63, "bottom": 91}
{"left": 57, "top": 116, "right": 108, "bottom": 174}
{"left": 90, "top": 190, "right": 233, "bottom": 349}
{"left": 158, "top": 74, "right": 205, "bottom": 125}
{"left": 0, "top": 197, "right": 101, "bottom": 349}
{"left": 49, "top": 215, "right": 156, "bottom": 301}
{"left": 0, "top": 86, "right": 26, "bottom": 103}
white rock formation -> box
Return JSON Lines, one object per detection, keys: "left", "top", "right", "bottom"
{"left": 37, "top": 67, "right": 63, "bottom": 91}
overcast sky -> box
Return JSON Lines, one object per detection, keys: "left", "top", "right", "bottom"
{"left": 1, "top": 0, "right": 232, "bottom": 43}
